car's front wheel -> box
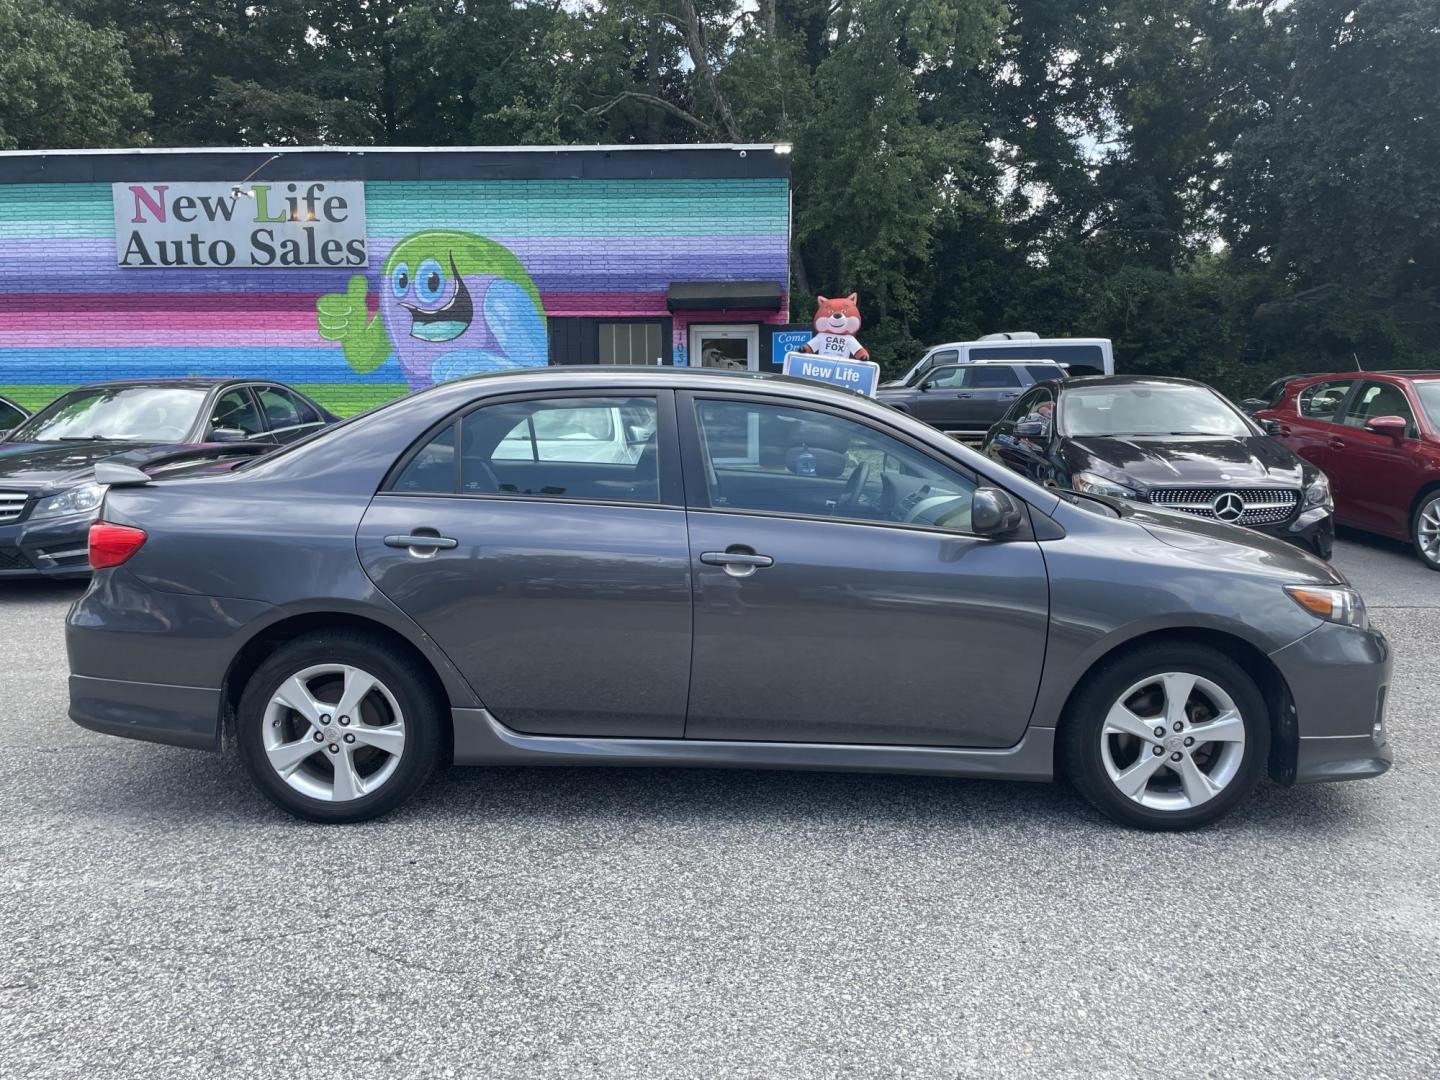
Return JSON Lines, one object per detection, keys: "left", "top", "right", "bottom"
{"left": 1061, "top": 643, "right": 1270, "bottom": 831}
{"left": 236, "top": 630, "right": 444, "bottom": 823}
{"left": 1412, "top": 491, "right": 1440, "bottom": 570}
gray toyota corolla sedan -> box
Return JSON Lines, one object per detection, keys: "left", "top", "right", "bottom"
{"left": 66, "top": 368, "right": 1392, "bottom": 830}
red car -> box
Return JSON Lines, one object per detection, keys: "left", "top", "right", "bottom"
{"left": 1256, "top": 371, "right": 1440, "bottom": 569}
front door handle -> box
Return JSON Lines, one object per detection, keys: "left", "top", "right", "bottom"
{"left": 384, "top": 533, "right": 459, "bottom": 553}
{"left": 700, "top": 547, "right": 774, "bottom": 577}
{"left": 1328, "top": 437, "right": 1346, "bottom": 450}
{"left": 956, "top": 392, "right": 974, "bottom": 399}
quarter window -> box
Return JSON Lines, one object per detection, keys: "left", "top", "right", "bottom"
{"left": 1297, "top": 380, "right": 1353, "bottom": 421}
{"left": 693, "top": 399, "right": 979, "bottom": 533}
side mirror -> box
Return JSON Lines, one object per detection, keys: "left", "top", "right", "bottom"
{"left": 1365, "top": 415, "right": 1408, "bottom": 439}
{"left": 208, "top": 426, "right": 250, "bottom": 443}
{"left": 972, "top": 486, "right": 1026, "bottom": 537}
{"left": 917, "top": 380, "right": 934, "bottom": 392}
{"left": 1260, "top": 418, "right": 1282, "bottom": 436}
{"left": 1239, "top": 398, "right": 1266, "bottom": 414}
{"left": 1014, "top": 418, "right": 1049, "bottom": 440}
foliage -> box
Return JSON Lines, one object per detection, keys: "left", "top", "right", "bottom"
{"left": 19, "top": 0, "right": 1440, "bottom": 397}
{"left": 0, "top": 0, "right": 149, "bottom": 150}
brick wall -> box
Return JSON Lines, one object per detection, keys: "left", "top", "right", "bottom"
{"left": 0, "top": 162, "right": 790, "bottom": 416}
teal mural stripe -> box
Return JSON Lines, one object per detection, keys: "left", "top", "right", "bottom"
{"left": 0, "top": 178, "right": 789, "bottom": 238}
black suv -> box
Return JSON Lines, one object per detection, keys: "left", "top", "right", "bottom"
{"left": 875, "top": 361, "right": 1065, "bottom": 432}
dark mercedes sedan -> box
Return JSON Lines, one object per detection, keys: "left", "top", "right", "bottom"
{"left": 982, "top": 376, "right": 1336, "bottom": 558}
{"left": 0, "top": 379, "right": 335, "bottom": 578}
{"left": 68, "top": 368, "right": 1390, "bottom": 830}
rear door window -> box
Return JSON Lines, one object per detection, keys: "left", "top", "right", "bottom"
{"left": 971, "top": 366, "right": 1022, "bottom": 388}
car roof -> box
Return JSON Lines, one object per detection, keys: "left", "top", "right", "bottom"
{"left": 62, "top": 377, "right": 244, "bottom": 391}
{"left": 1286, "top": 370, "right": 1440, "bottom": 387}
{"left": 1050, "top": 375, "right": 1205, "bottom": 391}
{"left": 924, "top": 337, "right": 1111, "bottom": 351}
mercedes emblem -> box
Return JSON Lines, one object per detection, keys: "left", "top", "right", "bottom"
{"left": 1212, "top": 492, "right": 1246, "bottom": 522}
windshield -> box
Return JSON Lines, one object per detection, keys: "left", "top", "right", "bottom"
{"left": 1413, "top": 381, "right": 1440, "bottom": 430}
{"left": 1060, "top": 385, "right": 1251, "bottom": 438}
{"left": 8, "top": 387, "right": 207, "bottom": 443}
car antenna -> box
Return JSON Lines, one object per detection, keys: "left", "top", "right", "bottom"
{"left": 1353, "top": 352, "right": 1363, "bottom": 371}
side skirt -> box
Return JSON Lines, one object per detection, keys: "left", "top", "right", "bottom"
{"left": 451, "top": 708, "right": 1055, "bottom": 782}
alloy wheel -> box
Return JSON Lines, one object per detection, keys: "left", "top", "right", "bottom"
{"left": 1098, "top": 671, "right": 1246, "bottom": 812}
{"left": 261, "top": 663, "right": 407, "bottom": 802}
{"left": 1418, "top": 498, "right": 1440, "bottom": 566}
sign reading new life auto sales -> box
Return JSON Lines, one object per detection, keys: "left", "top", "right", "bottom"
{"left": 112, "top": 181, "right": 367, "bottom": 268}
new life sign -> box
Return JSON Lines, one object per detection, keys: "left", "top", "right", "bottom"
{"left": 782, "top": 351, "right": 881, "bottom": 397}
{"left": 113, "top": 182, "right": 367, "bottom": 269}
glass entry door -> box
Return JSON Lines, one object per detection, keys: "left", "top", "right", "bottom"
{"left": 689, "top": 324, "right": 759, "bottom": 371}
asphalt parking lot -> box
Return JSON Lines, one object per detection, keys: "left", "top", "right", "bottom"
{"left": 2, "top": 531, "right": 1438, "bottom": 1079}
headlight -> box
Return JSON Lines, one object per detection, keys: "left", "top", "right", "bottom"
{"left": 1285, "top": 585, "right": 1367, "bottom": 628}
{"left": 31, "top": 482, "right": 106, "bottom": 521}
{"left": 1303, "top": 471, "right": 1333, "bottom": 509}
{"left": 1073, "top": 471, "right": 1138, "bottom": 499}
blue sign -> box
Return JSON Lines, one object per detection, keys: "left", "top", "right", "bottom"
{"left": 782, "top": 351, "right": 881, "bottom": 397}
{"left": 771, "top": 330, "right": 812, "bottom": 366}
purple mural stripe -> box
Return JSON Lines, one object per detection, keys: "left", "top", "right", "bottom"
{"left": 4, "top": 237, "right": 787, "bottom": 294}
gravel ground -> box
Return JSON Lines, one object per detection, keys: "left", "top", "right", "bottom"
{"left": 1, "top": 531, "right": 1437, "bottom": 1079}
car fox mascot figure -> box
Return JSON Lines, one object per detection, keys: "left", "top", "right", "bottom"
{"left": 800, "top": 293, "right": 871, "bottom": 361}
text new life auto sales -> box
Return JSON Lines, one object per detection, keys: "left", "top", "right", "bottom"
{"left": 112, "top": 181, "right": 368, "bottom": 268}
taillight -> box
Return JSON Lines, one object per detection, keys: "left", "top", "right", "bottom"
{"left": 88, "top": 521, "right": 147, "bottom": 569}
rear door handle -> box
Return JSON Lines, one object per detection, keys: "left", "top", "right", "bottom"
{"left": 700, "top": 547, "right": 774, "bottom": 577}
{"left": 1328, "top": 437, "right": 1346, "bottom": 450}
{"left": 1000, "top": 392, "right": 1020, "bottom": 399}
{"left": 384, "top": 533, "right": 459, "bottom": 551}
{"left": 1279, "top": 424, "right": 1292, "bottom": 436}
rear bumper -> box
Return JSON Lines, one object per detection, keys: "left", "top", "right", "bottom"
{"left": 1270, "top": 620, "right": 1393, "bottom": 784}
{"left": 69, "top": 673, "right": 222, "bottom": 751}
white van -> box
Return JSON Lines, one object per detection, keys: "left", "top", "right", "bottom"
{"left": 884, "top": 332, "right": 1114, "bottom": 388}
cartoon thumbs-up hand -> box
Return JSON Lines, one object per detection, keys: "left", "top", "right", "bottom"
{"left": 316, "top": 274, "right": 391, "bottom": 373}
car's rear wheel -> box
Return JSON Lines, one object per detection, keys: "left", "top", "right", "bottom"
{"left": 1412, "top": 492, "right": 1440, "bottom": 570}
{"left": 1061, "top": 643, "right": 1270, "bottom": 831}
{"left": 236, "top": 631, "right": 443, "bottom": 823}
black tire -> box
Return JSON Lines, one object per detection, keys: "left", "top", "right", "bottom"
{"left": 1411, "top": 491, "right": 1440, "bottom": 571}
{"left": 1060, "top": 642, "right": 1270, "bottom": 831}
{"left": 236, "top": 629, "right": 444, "bottom": 823}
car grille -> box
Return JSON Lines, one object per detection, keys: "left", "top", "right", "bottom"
{"left": 1147, "top": 487, "right": 1300, "bottom": 526}
{"left": 0, "top": 491, "right": 27, "bottom": 523}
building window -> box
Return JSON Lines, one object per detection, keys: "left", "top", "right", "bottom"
{"left": 600, "top": 321, "right": 664, "bottom": 365}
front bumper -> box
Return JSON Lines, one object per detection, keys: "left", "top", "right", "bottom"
{"left": 1253, "top": 505, "right": 1335, "bottom": 558}
{"left": 1270, "top": 620, "right": 1393, "bottom": 784}
{"left": 0, "top": 513, "right": 93, "bottom": 578}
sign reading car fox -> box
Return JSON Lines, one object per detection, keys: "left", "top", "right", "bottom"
{"left": 113, "top": 181, "right": 368, "bottom": 268}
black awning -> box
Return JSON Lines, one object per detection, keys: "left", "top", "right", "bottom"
{"left": 666, "top": 280, "right": 784, "bottom": 312}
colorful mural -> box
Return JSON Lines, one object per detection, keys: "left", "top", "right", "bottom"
{"left": 0, "top": 173, "right": 790, "bottom": 414}
{"left": 318, "top": 230, "right": 547, "bottom": 391}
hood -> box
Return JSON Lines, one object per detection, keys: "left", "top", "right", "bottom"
{"left": 1062, "top": 434, "right": 1305, "bottom": 488}
{"left": 0, "top": 440, "right": 151, "bottom": 492}
{"left": 1123, "top": 502, "right": 1343, "bottom": 585}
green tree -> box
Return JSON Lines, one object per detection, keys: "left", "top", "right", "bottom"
{"left": 0, "top": 0, "right": 149, "bottom": 150}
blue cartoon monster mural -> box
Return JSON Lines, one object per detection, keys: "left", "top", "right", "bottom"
{"left": 316, "top": 229, "right": 547, "bottom": 390}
